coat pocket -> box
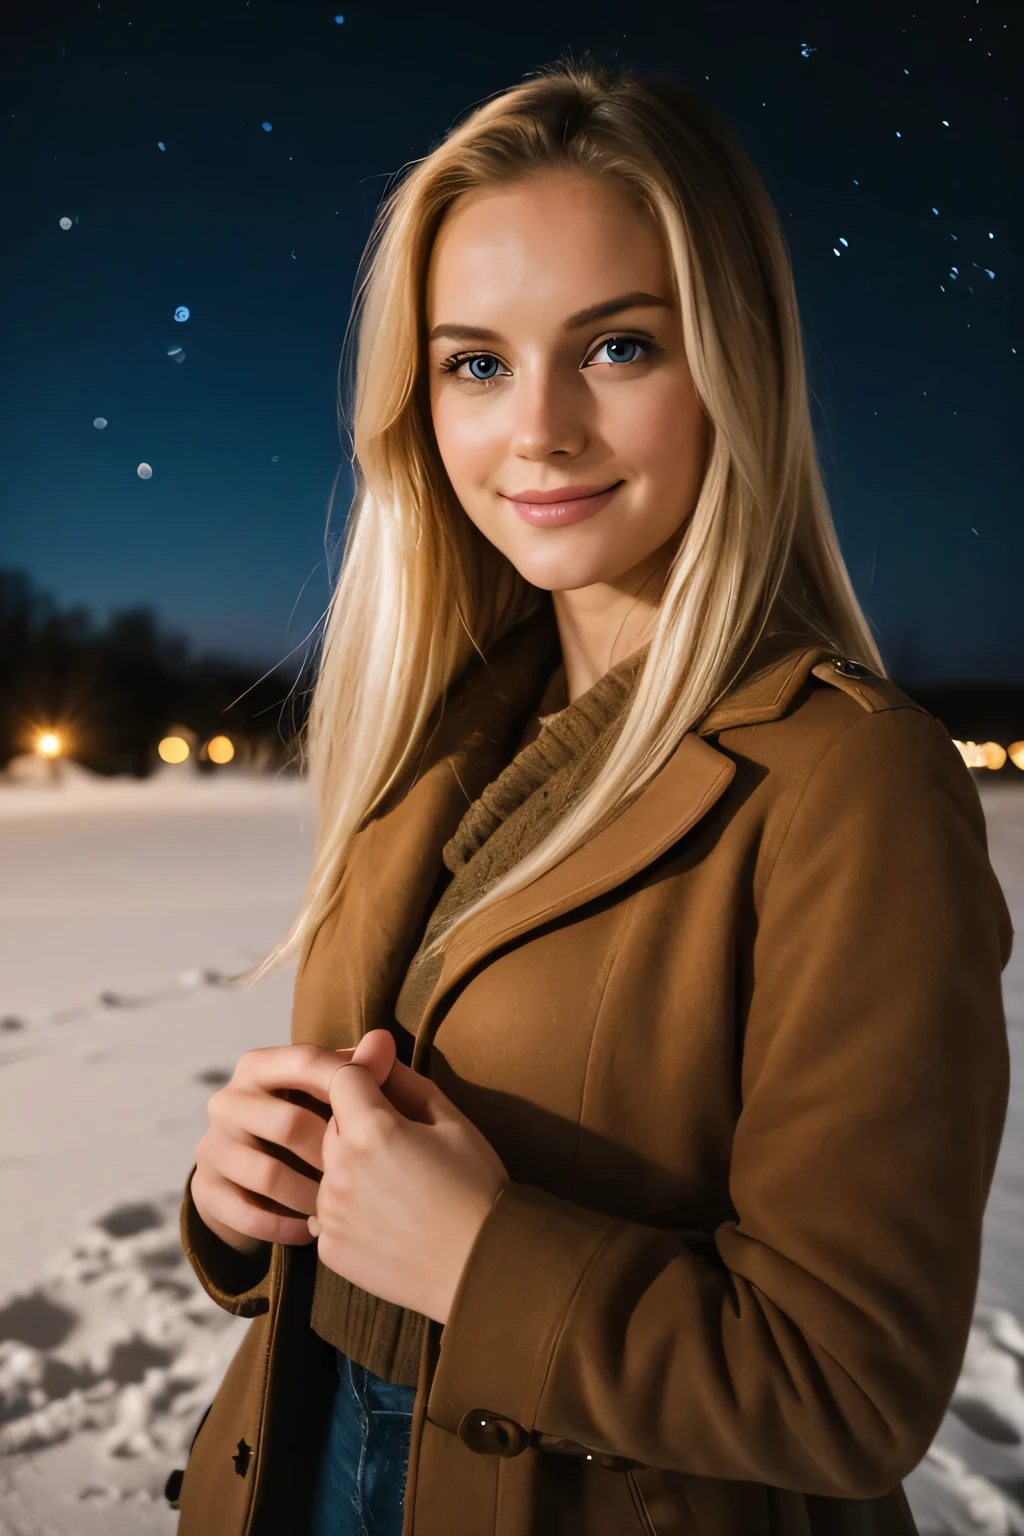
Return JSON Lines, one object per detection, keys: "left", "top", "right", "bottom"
{"left": 626, "top": 1465, "right": 775, "bottom": 1536}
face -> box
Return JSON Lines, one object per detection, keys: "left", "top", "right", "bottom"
{"left": 425, "top": 172, "right": 708, "bottom": 600}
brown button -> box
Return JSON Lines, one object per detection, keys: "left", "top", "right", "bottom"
{"left": 457, "top": 1408, "right": 529, "bottom": 1457}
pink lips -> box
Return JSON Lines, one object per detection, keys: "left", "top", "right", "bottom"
{"left": 501, "top": 481, "right": 624, "bottom": 527}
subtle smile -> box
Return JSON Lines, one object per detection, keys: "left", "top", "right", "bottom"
{"left": 500, "top": 481, "right": 625, "bottom": 528}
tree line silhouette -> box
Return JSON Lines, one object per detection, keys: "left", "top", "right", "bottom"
{"left": 2, "top": 566, "right": 1020, "bottom": 783}
{"left": 0, "top": 568, "right": 310, "bottom": 777}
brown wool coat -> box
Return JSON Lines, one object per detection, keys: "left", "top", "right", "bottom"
{"left": 172, "top": 609, "right": 1013, "bottom": 1536}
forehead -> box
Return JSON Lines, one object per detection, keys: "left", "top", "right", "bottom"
{"left": 425, "top": 174, "right": 668, "bottom": 316}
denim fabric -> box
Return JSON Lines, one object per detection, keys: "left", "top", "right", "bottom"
{"left": 309, "top": 1351, "right": 417, "bottom": 1536}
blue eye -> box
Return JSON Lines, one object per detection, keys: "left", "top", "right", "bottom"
{"left": 592, "top": 337, "right": 646, "bottom": 365}
{"left": 438, "top": 335, "right": 655, "bottom": 384}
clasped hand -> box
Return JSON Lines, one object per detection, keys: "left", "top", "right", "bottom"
{"left": 190, "top": 1031, "right": 509, "bottom": 1325}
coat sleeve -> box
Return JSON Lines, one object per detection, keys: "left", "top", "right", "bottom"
{"left": 424, "top": 706, "right": 1014, "bottom": 1499}
{"left": 179, "top": 1169, "right": 275, "bottom": 1318}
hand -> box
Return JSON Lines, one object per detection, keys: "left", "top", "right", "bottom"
{"left": 191, "top": 1043, "right": 362, "bottom": 1254}
{"left": 309, "top": 1029, "right": 510, "bottom": 1325}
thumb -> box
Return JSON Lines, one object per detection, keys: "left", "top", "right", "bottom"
{"left": 378, "top": 1057, "right": 447, "bottom": 1126}
{"left": 340, "top": 1028, "right": 396, "bottom": 1090}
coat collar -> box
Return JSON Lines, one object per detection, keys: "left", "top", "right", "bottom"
{"left": 409, "top": 625, "right": 839, "bottom": 1067}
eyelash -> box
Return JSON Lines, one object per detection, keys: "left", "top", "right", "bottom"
{"left": 436, "top": 334, "right": 659, "bottom": 386}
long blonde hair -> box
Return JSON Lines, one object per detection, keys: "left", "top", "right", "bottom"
{"left": 254, "top": 55, "right": 884, "bottom": 980}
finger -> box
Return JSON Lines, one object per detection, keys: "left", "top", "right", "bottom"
{"left": 217, "top": 1089, "right": 330, "bottom": 1172}
{"left": 199, "top": 1168, "right": 317, "bottom": 1247}
{"left": 233, "top": 1043, "right": 358, "bottom": 1105}
{"left": 209, "top": 1135, "right": 322, "bottom": 1217}
{"left": 378, "top": 1058, "right": 442, "bottom": 1125}
{"left": 277, "top": 1087, "right": 334, "bottom": 1124}
{"left": 330, "top": 1030, "right": 397, "bottom": 1098}
{"left": 327, "top": 1054, "right": 400, "bottom": 1127}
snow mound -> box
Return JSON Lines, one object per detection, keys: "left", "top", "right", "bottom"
{"left": 0, "top": 1191, "right": 247, "bottom": 1503}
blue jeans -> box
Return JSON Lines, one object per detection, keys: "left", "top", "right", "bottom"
{"left": 309, "top": 1351, "right": 417, "bottom": 1536}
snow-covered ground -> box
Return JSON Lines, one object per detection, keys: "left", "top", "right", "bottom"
{"left": 0, "top": 764, "right": 1022, "bottom": 1535}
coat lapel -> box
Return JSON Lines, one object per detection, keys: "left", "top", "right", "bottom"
{"left": 409, "top": 637, "right": 840, "bottom": 1067}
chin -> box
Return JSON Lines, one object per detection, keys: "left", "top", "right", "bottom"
{"left": 503, "top": 551, "right": 627, "bottom": 594}
{"left": 502, "top": 531, "right": 658, "bottom": 593}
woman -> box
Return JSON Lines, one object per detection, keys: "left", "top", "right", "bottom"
{"left": 169, "top": 58, "right": 1012, "bottom": 1536}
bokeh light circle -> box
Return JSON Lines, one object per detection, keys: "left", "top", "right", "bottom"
{"left": 158, "top": 736, "right": 190, "bottom": 764}
{"left": 174, "top": 306, "right": 189, "bottom": 322}
{"left": 206, "top": 735, "right": 235, "bottom": 765}
{"left": 93, "top": 417, "right": 107, "bottom": 429}
{"left": 137, "top": 463, "right": 153, "bottom": 479}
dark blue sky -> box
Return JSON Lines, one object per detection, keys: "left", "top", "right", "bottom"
{"left": 2, "top": 0, "right": 1020, "bottom": 682}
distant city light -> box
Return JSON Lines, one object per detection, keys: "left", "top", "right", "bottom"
{"left": 953, "top": 740, "right": 1012, "bottom": 771}
{"left": 158, "top": 736, "right": 190, "bottom": 764}
{"left": 206, "top": 735, "right": 235, "bottom": 765}
{"left": 35, "top": 732, "right": 62, "bottom": 758}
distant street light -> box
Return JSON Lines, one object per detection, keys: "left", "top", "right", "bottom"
{"left": 206, "top": 735, "right": 235, "bottom": 765}
{"left": 953, "top": 740, "right": 1012, "bottom": 771}
{"left": 158, "top": 736, "right": 191, "bottom": 765}
{"left": 35, "top": 732, "right": 62, "bottom": 758}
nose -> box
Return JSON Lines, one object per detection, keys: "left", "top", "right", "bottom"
{"left": 507, "top": 360, "right": 589, "bottom": 462}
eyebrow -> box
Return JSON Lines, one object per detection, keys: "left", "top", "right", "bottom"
{"left": 426, "top": 290, "right": 673, "bottom": 346}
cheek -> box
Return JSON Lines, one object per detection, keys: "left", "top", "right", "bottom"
{"left": 430, "top": 391, "right": 500, "bottom": 482}
{"left": 601, "top": 373, "right": 705, "bottom": 488}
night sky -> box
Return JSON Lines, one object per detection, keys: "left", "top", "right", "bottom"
{"left": 2, "top": 0, "right": 1020, "bottom": 683}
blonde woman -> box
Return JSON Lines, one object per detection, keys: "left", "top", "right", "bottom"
{"left": 168, "top": 57, "right": 1012, "bottom": 1536}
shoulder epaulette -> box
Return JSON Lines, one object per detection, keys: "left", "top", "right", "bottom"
{"left": 810, "top": 657, "right": 931, "bottom": 717}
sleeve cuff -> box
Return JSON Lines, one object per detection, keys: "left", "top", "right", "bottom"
{"left": 179, "top": 1168, "right": 274, "bottom": 1317}
{"left": 425, "top": 1180, "right": 621, "bottom": 1436}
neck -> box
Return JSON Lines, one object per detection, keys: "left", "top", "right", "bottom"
{"left": 551, "top": 540, "right": 674, "bottom": 703}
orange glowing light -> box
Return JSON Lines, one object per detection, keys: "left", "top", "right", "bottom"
{"left": 953, "top": 740, "right": 1009, "bottom": 771}
{"left": 158, "top": 736, "right": 191, "bottom": 764}
{"left": 1008, "top": 741, "right": 1024, "bottom": 772}
{"left": 36, "top": 732, "right": 62, "bottom": 758}
{"left": 206, "top": 735, "right": 235, "bottom": 765}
